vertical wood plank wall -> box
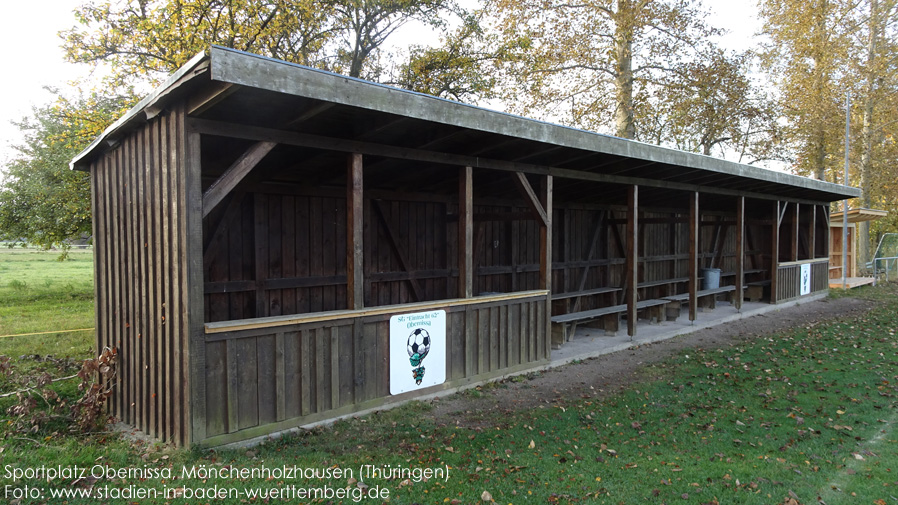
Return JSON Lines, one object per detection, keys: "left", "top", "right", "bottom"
{"left": 91, "top": 105, "right": 191, "bottom": 445}
{"left": 201, "top": 294, "right": 548, "bottom": 446}
{"left": 91, "top": 108, "right": 833, "bottom": 446}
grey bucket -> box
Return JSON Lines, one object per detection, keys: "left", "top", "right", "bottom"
{"left": 701, "top": 268, "right": 721, "bottom": 290}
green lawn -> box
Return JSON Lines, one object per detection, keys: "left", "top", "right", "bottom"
{"left": 0, "top": 248, "right": 95, "bottom": 358}
{"left": 1, "top": 254, "right": 896, "bottom": 504}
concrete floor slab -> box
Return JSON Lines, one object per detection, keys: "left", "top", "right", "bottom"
{"left": 550, "top": 293, "right": 828, "bottom": 367}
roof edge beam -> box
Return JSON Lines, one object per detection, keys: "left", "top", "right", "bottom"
{"left": 185, "top": 118, "right": 844, "bottom": 206}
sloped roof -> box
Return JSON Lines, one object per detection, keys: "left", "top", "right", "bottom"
{"left": 73, "top": 45, "right": 861, "bottom": 208}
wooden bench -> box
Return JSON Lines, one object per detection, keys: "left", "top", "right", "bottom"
{"left": 638, "top": 277, "right": 690, "bottom": 297}
{"left": 720, "top": 269, "right": 766, "bottom": 277}
{"left": 746, "top": 280, "right": 770, "bottom": 302}
{"left": 550, "top": 299, "right": 669, "bottom": 346}
{"left": 661, "top": 285, "right": 738, "bottom": 320}
{"left": 551, "top": 287, "right": 621, "bottom": 315}
{"left": 551, "top": 287, "right": 621, "bottom": 301}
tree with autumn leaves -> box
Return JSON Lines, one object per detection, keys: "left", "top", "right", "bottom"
{"left": 759, "top": 0, "right": 898, "bottom": 265}
{"left": 3, "top": 0, "right": 898, "bottom": 259}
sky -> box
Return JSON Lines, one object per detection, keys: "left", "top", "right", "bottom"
{"left": 0, "top": 0, "right": 86, "bottom": 165}
{"left": 0, "top": 0, "right": 764, "bottom": 167}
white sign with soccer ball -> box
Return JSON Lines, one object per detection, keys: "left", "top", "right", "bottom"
{"left": 389, "top": 309, "right": 447, "bottom": 395}
{"left": 799, "top": 263, "right": 811, "bottom": 296}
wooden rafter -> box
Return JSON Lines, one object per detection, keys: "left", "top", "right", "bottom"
{"left": 188, "top": 82, "right": 237, "bottom": 116}
{"left": 202, "top": 141, "right": 276, "bottom": 218}
{"left": 511, "top": 172, "right": 549, "bottom": 226}
{"left": 187, "top": 118, "right": 832, "bottom": 206}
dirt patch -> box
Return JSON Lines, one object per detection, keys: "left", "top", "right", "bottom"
{"left": 426, "top": 296, "right": 877, "bottom": 428}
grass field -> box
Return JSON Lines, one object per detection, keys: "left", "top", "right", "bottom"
{"left": 0, "top": 248, "right": 95, "bottom": 359}
{"left": 1, "top": 251, "right": 897, "bottom": 504}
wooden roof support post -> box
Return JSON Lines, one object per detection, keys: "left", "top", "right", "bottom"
{"left": 688, "top": 192, "right": 699, "bottom": 322}
{"left": 735, "top": 196, "right": 744, "bottom": 311}
{"left": 822, "top": 205, "right": 831, "bottom": 261}
{"left": 347, "top": 153, "right": 364, "bottom": 310}
{"left": 540, "top": 176, "right": 553, "bottom": 357}
{"left": 771, "top": 201, "right": 781, "bottom": 303}
{"left": 186, "top": 129, "right": 206, "bottom": 446}
{"left": 809, "top": 204, "right": 817, "bottom": 258}
{"left": 459, "top": 166, "right": 473, "bottom": 298}
{"left": 792, "top": 203, "right": 800, "bottom": 261}
{"left": 627, "top": 185, "right": 638, "bottom": 338}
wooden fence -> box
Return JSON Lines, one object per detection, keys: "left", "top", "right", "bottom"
{"left": 200, "top": 291, "right": 549, "bottom": 446}
{"left": 776, "top": 259, "right": 829, "bottom": 302}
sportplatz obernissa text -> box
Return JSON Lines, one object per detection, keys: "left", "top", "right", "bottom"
{"left": 5, "top": 463, "right": 449, "bottom": 484}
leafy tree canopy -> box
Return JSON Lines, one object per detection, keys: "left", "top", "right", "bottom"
{"left": 62, "top": 0, "right": 466, "bottom": 86}
{"left": 0, "top": 90, "right": 134, "bottom": 253}
{"left": 489, "top": 0, "right": 724, "bottom": 140}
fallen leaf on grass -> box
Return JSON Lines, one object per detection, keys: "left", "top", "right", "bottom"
{"left": 528, "top": 439, "right": 535, "bottom": 449}
{"left": 481, "top": 490, "right": 493, "bottom": 502}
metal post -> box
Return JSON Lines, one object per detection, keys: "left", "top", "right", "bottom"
{"left": 841, "top": 92, "right": 850, "bottom": 289}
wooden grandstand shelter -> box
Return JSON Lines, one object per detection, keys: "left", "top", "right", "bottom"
{"left": 72, "top": 47, "right": 860, "bottom": 446}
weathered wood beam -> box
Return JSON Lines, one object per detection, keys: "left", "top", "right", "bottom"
{"left": 188, "top": 82, "right": 237, "bottom": 116}
{"left": 372, "top": 200, "right": 424, "bottom": 302}
{"left": 688, "top": 192, "right": 699, "bottom": 321}
{"left": 778, "top": 201, "right": 789, "bottom": 227}
{"left": 347, "top": 153, "right": 364, "bottom": 309}
{"left": 459, "top": 166, "right": 473, "bottom": 298}
{"left": 627, "top": 185, "right": 638, "bottom": 337}
{"left": 735, "top": 196, "right": 744, "bottom": 311}
{"left": 202, "top": 141, "right": 276, "bottom": 218}
{"left": 186, "top": 127, "right": 206, "bottom": 445}
{"left": 771, "top": 201, "right": 780, "bottom": 303}
{"left": 284, "top": 103, "right": 335, "bottom": 128}
{"left": 809, "top": 204, "right": 817, "bottom": 258}
{"left": 791, "top": 203, "right": 800, "bottom": 261}
{"left": 823, "top": 205, "right": 831, "bottom": 260}
{"left": 745, "top": 221, "right": 759, "bottom": 270}
{"left": 541, "top": 176, "right": 553, "bottom": 356}
{"left": 186, "top": 118, "right": 831, "bottom": 206}
{"left": 511, "top": 172, "right": 549, "bottom": 226}
{"left": 539, "top": 176, "right": 553, "bottom": 291}
{"left": 610, "top": 220, "right": 627, "bottom": 258}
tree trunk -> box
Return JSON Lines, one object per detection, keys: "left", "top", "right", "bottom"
{"left": 857, "top": 0, "right": 880, "bottom": 273}
{"left": 614, "top": 2, "right": 636, "bottom": 139}
{"left": 812, "top": 0, "right": 829, "bottom": 182}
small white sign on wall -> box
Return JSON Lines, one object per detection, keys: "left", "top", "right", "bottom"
{"left": 389, "top": 309, "right": 447, "bottom": 395}
{"left": 799, "top": 263, "right": 811, "bottom": 296}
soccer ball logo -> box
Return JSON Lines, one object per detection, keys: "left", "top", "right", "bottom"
{"left": 407, "top": 328, "right": 431, "bottom": 385}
